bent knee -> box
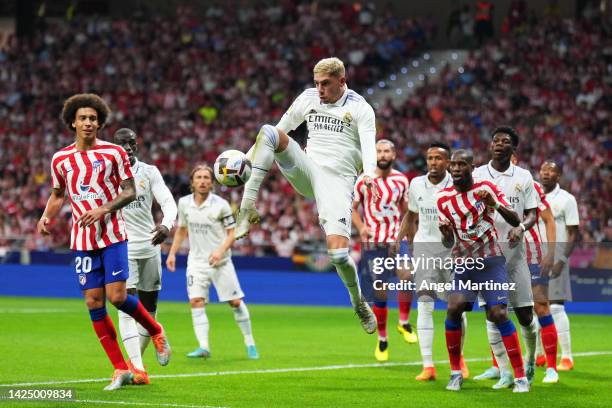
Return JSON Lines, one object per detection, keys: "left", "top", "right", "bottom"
{"left": 328, "top": 247, "right": 350, "bottom": 265}
{"left": 190, "top": 298, "right": 206, "bottom": 308}
{"left": 228, "top": 299, "right": 242, "bottom": 308}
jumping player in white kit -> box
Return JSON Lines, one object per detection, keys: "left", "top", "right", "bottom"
{"left": 167, "top": 165, "right": 258, "bottom": 360}
{"left": 113, "top": 128, "right": 178, "bottom": 384}
{"left": 235, "top": 57, "right": 378, "bottom": 333}
{"left": 472, "top": 126, "right": 540, "bottom": 388}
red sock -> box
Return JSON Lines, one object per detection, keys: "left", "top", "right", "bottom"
{"left": 491, "top": 348, "right": 499, "bottom": 368}
{"left": 502, "top": 331, "right": 525, "bottom": 378}
{"left": 130, "top": 301, "right": 162, "bottom": 336}
{"left": 92, "top": 315, "right": 128, "bottom": 370}
{"left": 541, "top": 324, "right": 558, "bottom": 370}
{"left": 445, "top": 327, "right": 463, "bottom": 371}
{"left": 373, "top": 304, "right": 388, "bottom": 338}
{"left": 398, "top": 291, "right": 412, "bottom": 322}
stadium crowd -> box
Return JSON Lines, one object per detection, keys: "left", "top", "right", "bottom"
{"left": 0, "top": 1, "right": 609, "bottom": 257}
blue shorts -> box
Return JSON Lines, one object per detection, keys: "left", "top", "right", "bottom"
{"left": 74, "top": 241, "right": 129, "bottom": 290}
{"left": 359, "top": 241, "right": 411, "bottom": 300}
{"left": 529, "top": 263, "right": 549, "bottom": 286}
{"left": 451, "top": 256, "right": 509, "bottom": 307}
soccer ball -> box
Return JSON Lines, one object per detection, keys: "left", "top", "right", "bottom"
{"left": 213, "top": 150, "right": 252, "bottom": 187}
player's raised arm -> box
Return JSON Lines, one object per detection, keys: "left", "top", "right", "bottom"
{"left": 37, "top": 187, "right": 65, "bottom": 235}
{"left": 150, "top": 167, "right": 178, "bottom": 246}
{"left": 477, "top": 185, "right": 521, "bottom": 227}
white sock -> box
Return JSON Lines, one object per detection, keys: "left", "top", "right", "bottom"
{"left": 417, "top": 301, "right": 435, "bottom": 367}
{"left": 118, "top": 310, "right": 144, "bottom": 370}
{"left": 461, "top": 312, "right": 468, "bottom": 352}
{"left": 137, "top": 310, "right": 155, "bottom": 354}
{"left": 191, "top": 307, "right": 210, "bottom": 350}
{"left": 520, "top": 315, "right": 538, "bottom": 365}
{"left": 233, "top": 302, "right": 255, "bottom": 346}
{"left": 551, "top": 304, "right": 572, "bottom": 360}
{"left": 328, "top": 248, "right": 361, "bottom": 305}
{"left": 486, "top": 319, "right": 511, "bottom": 375}
{"left": 241, "top": 125, "right": 279, "bottom": 209}
{"left": 534, "top": 317, "right": 543, "bottom": 356}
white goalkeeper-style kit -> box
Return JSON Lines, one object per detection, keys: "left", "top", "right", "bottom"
{"left": 275, "top": 86, "right": 377, "bottom": 237}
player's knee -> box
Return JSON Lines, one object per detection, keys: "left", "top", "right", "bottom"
{"left": 190, "top": 298, "right": 206, "bottom": 308}
{"left": 515, "top": 307, "right": 534, "bottom": 326}
{"left": 228, "top": 299, "right": 242, "bottom": 308}
{"left": 85, "top": 297, "right": 104, "bottom": 310}
{"left": 107, "top": 291, "right": 127, "bottom": 307}
{"left": 257, "top": 124, "right": 280, "bottom": 150}
{"left": 127, "top": 288, "right": 137, "bottom": 296}
{"left": 486, "top": 306, "right": 508, "bottom": 324}
{"left": 534, "top": 302, "right": 549, "bottom": 317}
{"left": 446, "top": 304, "right": 463, "bottom": 321}
{"left": 328, "top": 248, "right": 350, "bottom": 266}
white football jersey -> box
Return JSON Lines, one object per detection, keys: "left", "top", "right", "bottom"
{"left": 122, "top": 159, "right": 177, "bottom": 258}
{"left": 408, "top": 172, "right": 452, "bottom": 243}
{"left": 276, "top": 86, "right": 376, "bottom": 178}
{"left": 177, "top": 193, "right": 236, "bottom": 268}
{"left": 473, "top": 162, "right": 538, "bottom": 241}
{"left": 542, "top": 184, "right": 579, "bottom": 243}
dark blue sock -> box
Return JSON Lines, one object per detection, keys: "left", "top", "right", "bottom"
{"left": 496, "top": 319, "right": 516, "bottom": 337}
{"left": 117, "top": 294, "right": 139, "bottom": 314}
{"left": 445, "top": 318, "right": 462, "bottom": 331}
{"left": 89, "top": 307, "right": 107, "bottom": 321}
{"left": 538, "top": 314, "right": 554, "bottom": 328}
{"left": 374, "top": 300, "right": 387, "bottom": 308}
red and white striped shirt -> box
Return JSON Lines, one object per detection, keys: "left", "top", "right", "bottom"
{"left": 50, "top": 140, "right": 134, "bottom": 251}
{"left": 525, "top": 181, "right": 550, "bottom": 265}
{"left": 436, "top": 180, "right": 509, "bottom": 259}
{"left": 354, "top": 169, "right": 408, "bottom": 243}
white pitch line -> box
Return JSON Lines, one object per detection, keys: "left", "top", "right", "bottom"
{"left": 72, "top": 399, "right": 226, "bottom": 408}
{"left": 1, "top": 351, "right": 610, "bottom": 388}
{"left": 0, "top": 308, "right": 73, "bottom": 314}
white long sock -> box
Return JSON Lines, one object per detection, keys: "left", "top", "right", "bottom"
{"left": 417, "top": 301, "right": 435, "bottom": 367}
{"left": 233, "top": 302, "right": 255, "bottom": 346}
{"left": 328, "top": 248, "right": 361, "bottom": 305}
{"left": 191, "top": 307, "right": 210, "bottom": 350}
{"left": 118, "top": 310, "right": 144, "bottom": 370}
{"left": 486, "top": 319, "right": 511, "bottom": 375}
{"left": 461, "top": 312, "right": 468, "bottom": 352}
{"left": 137, "top": 310, "right": 155, "bottom": 354}
{"left": 551, "top": 304, "right": 572, "bottom": 359}
{"left": 241, "top": 125, "right": 279, "bottom": 209}
{"left": 534, "top": 317, "right": 543, "bottom": 356}
{"left": 520, "top": 315, "right": 538, "bottom": 365}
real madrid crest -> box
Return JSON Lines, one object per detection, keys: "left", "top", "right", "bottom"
{"left": 343, "top": 112, "right": 353, "bottom": 124}
{"left": 515, "top": 183, "right": 522, "bottom": 192}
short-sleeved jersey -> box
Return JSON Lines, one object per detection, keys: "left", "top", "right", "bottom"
{"left": 177, "top": 193, "right": 236, "bottom": 267}
{"left": 436, "top": 180, "right": 509, "bottom": 259}
{"left": 122, "top": 159, "right": 177, "bottom": 259}
{"left": 408, "top": 172, "right": 452, "bottom": 243}
{"left": 276, "top": 87, "right": 376, "bottom": 178}
{"left": 541, "top": 184, "right": 579, "bottom": 243}
{"left": 354, "top": 169, "right": 408, "bottom": 243}
{"left": 50, "top": 140, "right": 133, "bottom": 251}
{"left": 525, "top": 181, "right": 550, "bottom": 264}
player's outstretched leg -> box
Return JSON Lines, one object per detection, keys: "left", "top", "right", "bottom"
{"left": 236, "top": 124, "right": 284, "bottom": 239}
{"left": 329, "top": 247, "right": 376, "bottom": 333}
{"left": 444, "top": 318, "right": 464, "bottom": 391}
{"left": 551, "top": 303, "right": 573, "bottom": 370}
{"left": 538, "top": 314, "right": 559, "bottom": 383}
{"left": 230, "top": 300, "right": 259, "bottom": 359}
{"left": 136, "top": 290, "right": 159, "bottom": 354}
{"left": 516, "top": 307, "right": 538, "bottom": 383}
{"left": 416, "top": 299, "right": 436, "bottom": 380}
{"left": 491, "top": 314, "right": 529, "bottom": 393}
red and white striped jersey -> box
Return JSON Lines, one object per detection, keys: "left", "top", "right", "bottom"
{"left": 50, "top": 140, "right": 134, "bottom": 251}
{"left": 436, "top": 180, "right": 509, "bottom": 259}
{"left": 525, "top": 181, "right": 550, "bottom": 265}
{"left": 354, "top": 169, "right": 408, "bottom": 243}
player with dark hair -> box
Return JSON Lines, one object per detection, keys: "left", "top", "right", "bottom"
{"left": 472, "top": 126, "right": 539, "bottom": 387}
{"left": 113, "top": 128, "right": 177, "bottom": 384}
{"left": 437, "top": 149, "right": 528, "bottom": 392}
{"left": 397, "top": 141, "right": 469, "bottom": 381}
{"left": 539, "top": 160, "right": 579, "bottom": 371}
{"left": 352, "top": 139, "right": 415, "bottom": 362}
{"left": 38, "top": 94, "right": 171, "bottom": 390}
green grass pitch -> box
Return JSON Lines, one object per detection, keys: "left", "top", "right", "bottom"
{"left": 1, "top": 296, "right": 611, "bottom": 408}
